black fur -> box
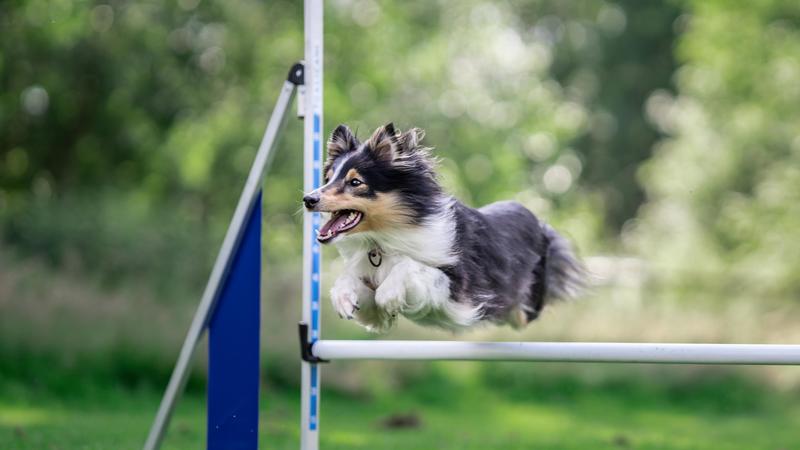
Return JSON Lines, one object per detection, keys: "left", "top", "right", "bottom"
{"left": 443, "top": 202, "right": 544, "bottom": 322}
{"left": 443, "top": 201, "right": 583, "bottom": 323}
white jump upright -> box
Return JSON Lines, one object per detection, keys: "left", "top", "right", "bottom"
{"left": 300, "top": 1, "right": 324, "bottom": 449}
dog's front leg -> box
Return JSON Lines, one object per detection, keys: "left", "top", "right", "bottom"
{"left": 375, "top": 256, "right": 479, "bottom": 330}
{"left": 374, "top": 260, "right": 410, "bottom": 318}
{"left": 330, "top": 274, "right": 369, "bottom": 320}
{"left": 375, "top": 256, "right": 448, "bottom": 317}
{"left": 331, "top": 274, "right": 396, "bottom": 332}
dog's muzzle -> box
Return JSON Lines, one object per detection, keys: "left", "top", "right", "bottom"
{"left": 303, "top": 193, "right": 320, "bottom": 210}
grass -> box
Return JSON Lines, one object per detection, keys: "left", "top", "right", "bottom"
{"left": 1, "top": 365, "right": 800, "bottom": 450}
{"left": 3, "top": 247, "right": 800, "bottom": 449}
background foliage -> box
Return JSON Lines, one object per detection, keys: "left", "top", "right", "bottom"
{"left": 633, "top": 0, "right": 800, "bottom": 299}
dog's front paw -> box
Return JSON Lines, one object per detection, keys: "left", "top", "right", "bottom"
{"left": 330, "top": 287, "right": 359, "bottom": 320}
{"left": 375, "top": 279, "right": 406, "bottom": 317}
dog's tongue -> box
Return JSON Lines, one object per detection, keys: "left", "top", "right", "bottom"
{"left": 319, "top": 213, "right": 349, "bottom": 238}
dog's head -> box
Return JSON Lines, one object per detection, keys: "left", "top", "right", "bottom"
{"left": 303, "top": 123, "right": 440, "bottom": 244}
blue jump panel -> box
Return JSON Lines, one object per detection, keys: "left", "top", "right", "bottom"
{"left": 208, "top": 193, "right": 262, "bottom": 450}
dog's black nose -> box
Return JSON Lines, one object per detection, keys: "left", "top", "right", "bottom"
{"left": 303, "top": 193, "right": 320, "bottom": 209}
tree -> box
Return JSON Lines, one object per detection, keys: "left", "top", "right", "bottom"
{"left": 632, "top": 0, "right": 800, "bottom": 298}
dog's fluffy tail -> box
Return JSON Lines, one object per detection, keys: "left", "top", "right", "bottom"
{"left": 542, "top": 224, "right": 585, "bottom": 301}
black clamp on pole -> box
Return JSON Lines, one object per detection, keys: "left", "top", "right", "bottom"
{"left": 287, "top": 62, "right": 304, "bottom": 86}
{"left": 299, "top": 322, "right": 328, "bottom": 363}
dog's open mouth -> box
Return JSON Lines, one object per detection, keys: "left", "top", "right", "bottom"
{"left": 317, "top": 210, "right": 363, "bottom": 243}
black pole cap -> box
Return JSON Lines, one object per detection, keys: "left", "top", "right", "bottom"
{"left": 288, "top": 62, "right": 304, "bottom": 86}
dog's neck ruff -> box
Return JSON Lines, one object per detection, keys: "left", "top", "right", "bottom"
{"left": 335, "top": 198, "right": 458, "bottom": 268}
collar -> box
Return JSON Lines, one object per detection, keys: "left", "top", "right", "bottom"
{"left": 368, "top": 247, "right": 382, "bottom": 267}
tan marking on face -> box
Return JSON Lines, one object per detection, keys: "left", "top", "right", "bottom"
{"left": 315, "top": 190, "right": 414, "bottom": 234}
{"left": 355, "top": 192, "right": 414, "bottom": 231}
{"left": 343, "top": 168, "right": 369, "bottom": 192}
{"left": 325, "top": 168, "right": 333, "bottom": 182}
{"left": 345, "top": 168, "right": 361, "bottom": 182}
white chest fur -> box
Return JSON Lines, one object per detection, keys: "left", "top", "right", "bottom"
{"left": 329, "top": 209, "right": 479, "bottom": 332}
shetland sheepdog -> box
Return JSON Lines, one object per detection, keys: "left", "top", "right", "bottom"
{"left": 303, "top": 123, "right": 584, "bottom": 333}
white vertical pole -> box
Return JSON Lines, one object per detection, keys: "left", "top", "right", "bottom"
{"left": 301, "top": 1, "right": 323, "bottom": 450}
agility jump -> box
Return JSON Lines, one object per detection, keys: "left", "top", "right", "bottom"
{"left": 143, "top": 2, "right": 800, "bottom": 449}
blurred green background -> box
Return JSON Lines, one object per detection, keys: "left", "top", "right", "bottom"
{"left": 2, "top": 0, "right": 800, "bottom": 448}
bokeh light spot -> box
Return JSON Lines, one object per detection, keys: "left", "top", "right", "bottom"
{"left": 21, "top": 85, "right": 49, "bottom": 116}
{"left": 543, "top": 164, "right": 573, "bottom": 194}
{"left": 91, "top": 5, "right": 114, "bottom": 33}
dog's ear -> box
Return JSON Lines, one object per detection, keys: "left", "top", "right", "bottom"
{"left": 396, "top": 127, "right": 425, "bottom": 154}
{"left": 327, "top": 124, "right": 359, "bottom": 160}
{"left": 366, "top": 123, "right": 399, "bottom": 161}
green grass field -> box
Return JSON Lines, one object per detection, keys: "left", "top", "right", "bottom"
{"left": 2, "top": 365, "right": 800, "bottom": 450}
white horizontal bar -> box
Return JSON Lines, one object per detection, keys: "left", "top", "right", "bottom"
{"left": 312, "top": 340, "right": 800, "bottom": 365}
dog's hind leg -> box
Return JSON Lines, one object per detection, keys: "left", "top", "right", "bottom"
{"left": 507, "top": 304, "right": 530, "bottom": 329}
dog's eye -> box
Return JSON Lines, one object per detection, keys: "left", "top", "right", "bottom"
{"left": 348, "top": 178, "right": 363, "bottom": 187}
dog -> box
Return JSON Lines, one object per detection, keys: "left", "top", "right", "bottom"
{"left": 302, "top": 123, "right": 584, "bottom": 333}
